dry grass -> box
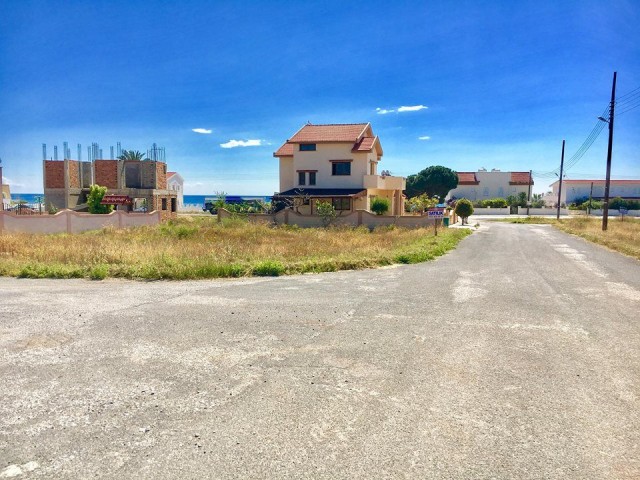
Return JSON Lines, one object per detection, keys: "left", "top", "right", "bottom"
{"left": 0, "top": 217, "right": 471, "bottom": 279}
{"left": 506, "top": 216, "right": 640, "bottom": 260}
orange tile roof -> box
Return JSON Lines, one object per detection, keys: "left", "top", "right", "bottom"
{"left": 274, "top": 142, "right": 294, "bottom": 157}
{"left": 289, "top": 123, "right": 369, "bottom": 143}
{"left": 457, "top": 172, "right": 479, "bottom": 185}
{"left": 352, "top": 136, "right": 376, "bottom": 152}
{"left": 509, "top": 171, "right": 533, "bottom": 185}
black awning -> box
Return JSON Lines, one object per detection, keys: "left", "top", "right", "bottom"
{"left": 274, "top": 188, "right": 366, "bottom": 198}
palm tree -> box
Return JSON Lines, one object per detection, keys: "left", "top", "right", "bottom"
{"left": 118, "top": 150, "right": 149, "bottom": 161}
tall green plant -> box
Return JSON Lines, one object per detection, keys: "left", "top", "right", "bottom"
{"left": 315, "top": 201, "right": 337, "bottom": 227}
{"left": 370, "top": 197, "right": 390, "bottom": 215}
{"left": 117, "top": 150, "right": 149, "bottom": 161}
{"left": 454, "top": 198, "right": 474, "bottom": 225}
{"left": 87, "top": 184, "right": 114, "bottom": 214}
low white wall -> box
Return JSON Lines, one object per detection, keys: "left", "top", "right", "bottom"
{"left": 517, "top": 207, "right": 569, "bottom": 216}
{"left": 587, "top": 209, "right": 640, "bottom": 217}
{"left": 218, "top": 208, "right": 440, "bottom": 228}
{"left": 0, "top": 210, "right": 161, "bottom": 234}
{"left": 471, "top": 207, "right": 510, "bottom": 215}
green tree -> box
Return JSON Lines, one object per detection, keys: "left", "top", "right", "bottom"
{"left": 406, "top": 194, "right": 439, "bottom": 213}
{"left": 118, "top": 150, "right": 149, "bottom": 161}
{"left": 609, "top": 197, "right": 626, "bottom": 209}
{"left": 315, "top": 201, "right": 336, "bottom": 227}
{"left": 405, "top": 166, "right": 458, "bottom": 200}
{"left": 506, "top": 192, "right": 528, "bottom": 208}
{"left": 87, "top": 184, "right": 114, "bottom": 214}
{"left": 370, "top": 197, "right": 390, "bottom": 215}
{"left": 454, "top": 198, "right": 474, "bottom": 225}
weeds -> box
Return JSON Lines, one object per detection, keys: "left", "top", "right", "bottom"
{"left": 0, "top": 217, "right": 472, "bottom": 280}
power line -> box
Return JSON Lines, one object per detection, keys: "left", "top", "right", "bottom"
{"left": 616, "top": 100, "right": 640, "bottom": 116}
{"left": 616, "top": 85, "right": 640, "bottom": 100}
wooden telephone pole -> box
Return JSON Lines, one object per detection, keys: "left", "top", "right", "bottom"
{"left": 602, "top": 71, "right": 617, "bottom": 231}
{"left": 556, "top": 141, "right": 565, "bottom": 220}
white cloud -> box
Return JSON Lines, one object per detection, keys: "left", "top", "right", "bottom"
{"left": 376, "top": 105, "right": 428, "bottom": 114}
{"left": 3, "top": 177, "right": 25, "bottom": 188}
{"left": 192, "top": 128, "right": 212, "bottom": 134}
{"left": 220, "top": 139, "right": 262, "bottom": 149}
{"left": 397, "top": 105, "right": 428, "bottom": 112}
{"left": 418, "top": 136, "right": 431, "bottom": 140}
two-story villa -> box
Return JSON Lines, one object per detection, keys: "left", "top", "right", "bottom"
{"left": 273, "top": 123, "right": 406, "bottom": 215}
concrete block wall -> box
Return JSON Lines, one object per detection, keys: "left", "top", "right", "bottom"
{"left": 218, "top": 208, "right": 438, "bottom": 229}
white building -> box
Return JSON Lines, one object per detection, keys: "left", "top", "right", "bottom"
{"left": 446, "top": 169, "right": 533, "bottom": 201}
{"left": 273, "top": 123, "right": 406, "bottom": 215}
{"left": 167, "top": 172, "right": 184, "bottom": 209}
{"left": 549, "top": 179, "right": 640, "bottom": 206}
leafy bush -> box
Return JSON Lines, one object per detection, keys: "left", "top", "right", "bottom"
{"left": 252, "top": 260, "right": 285, "bottom": 276}
{"left": 315, "top": 201, "right": 336, "bottom": 227}
{"left": 477, "top": 198, "right": 508, "bottom": 208}
{"left": 89, "top": 264, "right": 109, "bottom": 280}
{"left": 609, "top": 197, "right": 626, "bottom": 209}
{"left": 87, "top": 184, "right": 114, "bottom": 214}
{"left": 454, "top": 198, "right": 474, "bottom": 224}
{"left": 370, "top": 197, "right": 390, "bottom": 215}
{"left": 406, "top": 194, "right": 439, "bottom": 213}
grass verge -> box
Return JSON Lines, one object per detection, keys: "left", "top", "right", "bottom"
{"left": 0, "top": 217, "right": 472, "bottom": 280}
{"left": 500, "top": 216, "right": 640, "bottom": 260}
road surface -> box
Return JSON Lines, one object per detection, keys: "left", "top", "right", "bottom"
{"left": 1, "top": 223, "right": 638, "bottom": 479}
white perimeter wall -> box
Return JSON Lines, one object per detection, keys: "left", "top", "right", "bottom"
{"left": 0, "top": 210, "right": 161, "bottom": 234}
{"left": 218, "top": 208, "right": 440, "bottom": 229}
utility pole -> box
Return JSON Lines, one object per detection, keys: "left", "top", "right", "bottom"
{"left": 526, "top": 170, "right": 532, "bottom": 216}
{"left": 556, "top": 140, "right": 565, "bottom": 220}
{"left": 588, "top": 182, "right": 594, "bottom": 216}
{"left": 602, "top": 71, "right": 617, "bottom": 231}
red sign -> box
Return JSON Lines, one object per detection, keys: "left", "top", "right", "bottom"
{"left": 101, "top": 195, "right": 132, "bottom": 205}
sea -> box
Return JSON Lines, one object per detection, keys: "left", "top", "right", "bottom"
{"left": 9, "top": 194, "right": 272, "bottom": 208}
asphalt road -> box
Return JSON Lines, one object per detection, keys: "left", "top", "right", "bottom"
{"left": 1, "top": 223, "right": 638, "bottom": 479}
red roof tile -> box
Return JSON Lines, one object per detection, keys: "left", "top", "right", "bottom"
{"left": 274, "top": 142, "right": 294, "bottom": 157}
{"left": 289, "top": 123, "right": 369, "bottom": 143}
{"left": 352, "top": 136, "right": 376, "bottom": 152}
{"left": 510, "top": 171, "right": 533, "bottom": 185}
{"left": 457, "top": 172, "right": 479, "bottom": 185}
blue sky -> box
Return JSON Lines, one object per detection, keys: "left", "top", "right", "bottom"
{"left": 1, "top": 0, "right": 639, "bottom": 195}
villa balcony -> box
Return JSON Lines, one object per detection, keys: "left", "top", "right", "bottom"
{"left": 363, "top": 175, "right": 405, "bottom": 191}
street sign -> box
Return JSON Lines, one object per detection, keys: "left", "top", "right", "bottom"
{"left": 427, "top": 209, "right": 444, "bottom": 218}
{"left": 619, "top": 207, "right": 628, "bottom": 214}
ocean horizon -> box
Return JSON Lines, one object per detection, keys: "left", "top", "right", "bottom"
{"left": 9, "top": 193, "right": 273, "bottom": 206}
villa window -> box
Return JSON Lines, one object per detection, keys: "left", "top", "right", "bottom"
{"left": 332, "top": 162, "right": 351, "bottom": 176}
{"left": 299, "top": 144, "right": 316, "bottom": 151}
{"left": 298, "top": 171, "right": 306, "bottom": 185}
{"left": 309, "top": 172, "right": 316, "bottom": 185}
{"left": 332, "top": 198, "right": 350, "bottom": 211}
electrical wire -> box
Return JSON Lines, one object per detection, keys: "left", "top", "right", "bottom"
{"left": 616, "top": 100, "right": 640, "bottom": 116}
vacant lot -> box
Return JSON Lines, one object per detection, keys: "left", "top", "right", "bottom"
{"left": 0, "top": 217, "right": 471, "bottom": 280}
{"left": 505, "top": 216, "right": 640, "bottom": 260}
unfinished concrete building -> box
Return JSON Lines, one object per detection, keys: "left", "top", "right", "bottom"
{"left": 43, "top": 153, "right": 177, "bottom": 220}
